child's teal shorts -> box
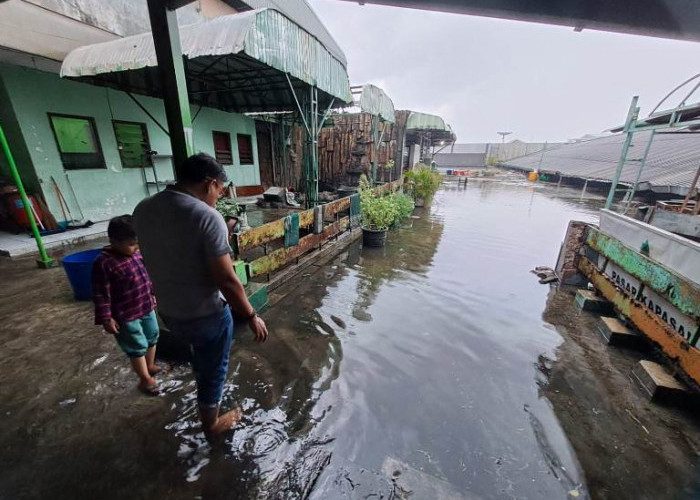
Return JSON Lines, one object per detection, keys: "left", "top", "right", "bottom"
{"left": 115, "top": 311, "right": 160, "bottom": 358}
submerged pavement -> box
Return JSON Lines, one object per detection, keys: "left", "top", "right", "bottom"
{"left": 1, "top": 176, "right": 699, "bottom": 499}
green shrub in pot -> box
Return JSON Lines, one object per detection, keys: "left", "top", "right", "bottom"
{"left": 405, "top": 164, "right": 441, "bottom": 205}
{"left": 360, "top": 190, "right": 398, "bottom": 231}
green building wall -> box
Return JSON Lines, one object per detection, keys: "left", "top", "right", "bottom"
{"left": 0, "top": 73, "right": 40, "bottom": 193}
{"left": 0, "top": 63, "right": 260, "bottom": 222}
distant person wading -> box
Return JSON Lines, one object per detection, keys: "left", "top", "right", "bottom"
{"left": 134, "top": 153, "right": 269, "bottom": 438}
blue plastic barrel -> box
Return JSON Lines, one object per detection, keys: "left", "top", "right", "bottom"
{"left": 61, "top": 249, "right": 102, "bottom": 301}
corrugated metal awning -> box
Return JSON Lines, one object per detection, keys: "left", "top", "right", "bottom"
{"left": 406, "top": 111, "right": 450, "bottom": 131}
{"left": 501, "top": 130, "right": 700, "bottom": 195}
{"left": 404, "top": 111, "right": 457, "bottom": 145}
{"left": 357, "top": 84, "right": 395, "bottom": 123}
{"left": 240, "top": 0, "right": 347, "bottom": 67}
{"left": 60, "top": 9, "right": 352, "bottom": 112}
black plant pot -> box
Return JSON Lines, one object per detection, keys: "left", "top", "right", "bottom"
{"left": 362, "top": 227, "right": 388, "bottom": 247}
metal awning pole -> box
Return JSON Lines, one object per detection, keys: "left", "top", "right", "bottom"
{"left": 309, "top": 86, "right": 319, "bottom": 206}
{"left": 126, "top": 92, "right": 170, "bottom": 136}
{"left": 319, "top": 99, "right": 336, "bottom": 126}
{"left": 605, "top": 96, "right": 639, "bottom": 209}
{"left": 0, "top": 123, "right": 53, "bottom": 268}
{"left": 376, "top": 120, "right": 388, "bottom": 182}
{"left": 314, "top": 96, "right": 334, "bottom": 192}
{"left": 285, "top": 73, "right": 317, "bottom": 203}
{"left": 371, "top": 115, "right": 378, "bottom": 183}
{"left": 285, "top": 74, "right": 310, "bottom": 134}
{"left": 147, "top": 0, "right": 193, "bottom": 174}
{"left": 269, "top": 122, "right": 277, "bottom": 186}
{"left": 624, "top": 130, "right": 655, "bottom": 213}
{"left": 680, "top": 164, "right": 700, "bottom": 213}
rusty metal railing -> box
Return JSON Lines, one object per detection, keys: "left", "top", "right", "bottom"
{"left": 232, "top": 178, "right": 403, "bottom": 280}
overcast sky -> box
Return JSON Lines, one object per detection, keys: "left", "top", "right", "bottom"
{"left": 309, "top": 1, "right": 700, "bottom": 143}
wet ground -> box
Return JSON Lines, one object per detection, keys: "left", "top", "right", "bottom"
{"left": 1, "top": 176, "right": 699, "bottom": 499}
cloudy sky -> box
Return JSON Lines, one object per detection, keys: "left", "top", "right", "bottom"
{"left": 309, "top": 1, "right": 700, "bottom": 143}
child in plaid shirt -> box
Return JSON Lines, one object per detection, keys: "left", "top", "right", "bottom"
{"left": 92, "top": 215, "right": 163, "bottom": 395}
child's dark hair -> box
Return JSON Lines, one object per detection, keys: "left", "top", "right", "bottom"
{"left": 108, "top": 215, "right": 137, "bottom": 242}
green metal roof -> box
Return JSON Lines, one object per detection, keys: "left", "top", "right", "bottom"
{"left": 358, "top": 84, "right": 395, "bottom": 123}
{"left": 403, "top": 110, "right": 457, "bottom": 144}
{"left": 406, "top": 111, "right": 451, "bottom": 131}
{"left": 61, "top": 9, "right": 352, "bottom": 112}
{"left": 240, "top": 0, "right": 347, "bottom": 66}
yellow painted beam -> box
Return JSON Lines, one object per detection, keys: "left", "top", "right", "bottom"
{"left": 579, "top": 257, "right": 700, "bottom": 385}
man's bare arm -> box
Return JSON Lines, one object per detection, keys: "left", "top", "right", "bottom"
{"left": 208, "top": 253, "right": 268, "bottom": 342}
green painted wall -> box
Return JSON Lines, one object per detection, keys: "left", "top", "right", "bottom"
{"left": 0, "top": 63, "right": 260, "bottom": 222}
{"left": 0, "top": 73, "right": 40, "bottom": 192}
{"left": 191, "top": 106, "right": 260, "bottom": 186}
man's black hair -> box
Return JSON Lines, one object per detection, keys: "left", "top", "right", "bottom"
{"left": 108, "top": 215, "right": 137, "bottom": 242}
{"left": 176, "top": 152, "right": 228, "bottom": 183}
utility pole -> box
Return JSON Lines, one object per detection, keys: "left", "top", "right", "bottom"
{"left": 497, "top": 131, "right": 512, "bottom": 144}
{"left": 497, "top": 131, "right": 512, "bottom": 162}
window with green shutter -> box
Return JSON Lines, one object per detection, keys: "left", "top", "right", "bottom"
{"left": 48, "top": 113, "right": 106, "bottom": 170}
{"left": 113, "top": 121, "right": 150, "bottom": 169}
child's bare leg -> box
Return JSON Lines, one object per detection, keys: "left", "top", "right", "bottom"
{"left": 146, "top": 346, "right": 170, "bottom": 375}
{"left": 145, "top": 345, "right": 157, "bottom": 372}
{"left": 130, "top": 356, "right": 156, "bottom": 388}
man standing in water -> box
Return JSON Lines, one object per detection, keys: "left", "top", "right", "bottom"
{"left": 134, "top": 153, "right": 268, "bottom": 438}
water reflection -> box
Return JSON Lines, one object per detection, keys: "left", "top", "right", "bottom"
{"left": 7, "top": 177, "right": 687, "bottom": 500}
{"left": 350, "top": 211, "right": 445, "bottom": 322}
{"left": 161, "top": 252, "right": 350, "bottom": 497}
{"left": 170, "top": 177, "right": 602, "bottom": 499}
{"left": 305, "top": 180, "right": 600, "bottom": 499}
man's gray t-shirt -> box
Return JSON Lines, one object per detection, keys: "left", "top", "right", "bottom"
{"left": 133, "top": 188, "right": 231, "bottom": 321}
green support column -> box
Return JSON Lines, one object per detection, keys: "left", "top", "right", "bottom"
{"left": 605, "top": 96, "right": 639, "bottom": 209}
{"left": 0, "top": 124, "right": 53, "bottom": 268}
{"left": 306, "top": 86, "right": 319, "bottom": 207}
{"left": 146, "top": 0, "right": 193, "bottom": 173}
{"left": 371, "top": 115, "right": 378, "bottom": 184}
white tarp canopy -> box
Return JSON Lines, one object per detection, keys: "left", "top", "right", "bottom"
{"left": 61, "top": 9, "right": 353, "bottom": 109}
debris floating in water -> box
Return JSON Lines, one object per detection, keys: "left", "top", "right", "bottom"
{"left": 59, "top": 398, "right": 77, "bottom": 407}
{"left": 530, "top": 266, "right": 559, "bottom": 284}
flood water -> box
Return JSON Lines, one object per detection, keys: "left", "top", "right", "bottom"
{"left": 3, "top": 177, "right": 631, "bottom": 499}
{"left": 169, "top": 177, "right": 603, "bottom": 499}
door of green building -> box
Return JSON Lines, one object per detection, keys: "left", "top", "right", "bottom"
{"left": 113, "top": 121, "right": 150, "bottom": 169}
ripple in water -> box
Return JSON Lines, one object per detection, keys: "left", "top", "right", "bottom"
{"left": 163, "top": 339, "right": 341, "bottom": 498}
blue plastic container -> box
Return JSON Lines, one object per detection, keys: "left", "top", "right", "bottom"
{"left": 61, "top": 248, "right": 102, "bottom": 301}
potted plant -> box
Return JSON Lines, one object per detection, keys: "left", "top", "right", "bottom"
{"left": 389, "top": 192, "right": 415, "bottom": 227}
{"left": 405, "top": 164, "right": 441, "bottom": 207}
{"left": 216, "top": 198, "right": 245, "bottom": 233}
{"left": 359, "top": 176, "right": 396, "bottom": 247}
